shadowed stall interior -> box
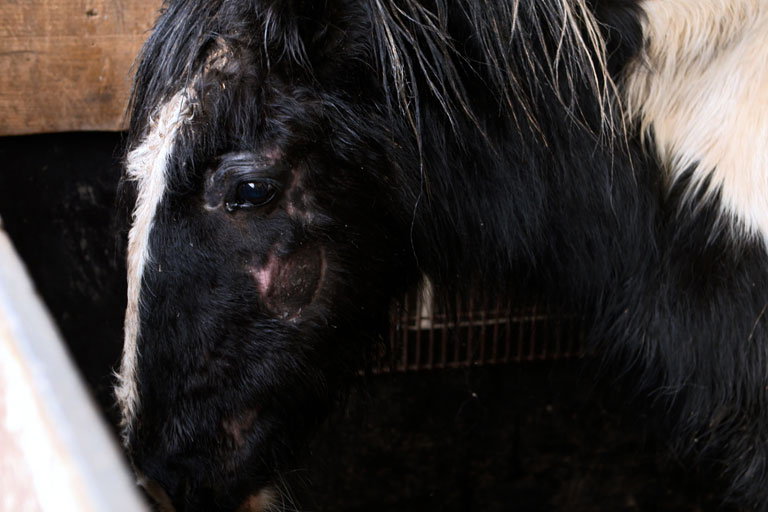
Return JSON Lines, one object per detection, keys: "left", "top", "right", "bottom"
{"left": 0, "top": 133, "right": 731, "bottom": 511}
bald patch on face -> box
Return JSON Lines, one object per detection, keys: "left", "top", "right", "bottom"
{"left": 624, "top": 0, "right": 768, "bottom": 245}
{"left": 116, "top": 90, "right": 194, "bottom": 442}
{"left": 248, "top": 245, "right": 325, "bottom": 321}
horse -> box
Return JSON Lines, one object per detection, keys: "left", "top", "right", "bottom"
{"left": 115, "top": 0, "right": 768, "bottom": 510}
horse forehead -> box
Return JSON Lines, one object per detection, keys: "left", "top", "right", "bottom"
{"left": 117, "top": 89, "right": 196, "bottom": 442}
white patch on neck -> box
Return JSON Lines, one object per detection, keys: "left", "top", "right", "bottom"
{"left": 624, "top": 0, "right": 768, "bottom": 245}
{"left": 116, "top": 91, "right": 193, "bottom": 442}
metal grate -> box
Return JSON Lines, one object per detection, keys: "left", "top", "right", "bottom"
{"left": 378, "top": 282, "right": 586, "bottom": 373}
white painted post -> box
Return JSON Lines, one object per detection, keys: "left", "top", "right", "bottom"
{"left": 0, "top": 222, "right": 146, "bottom": 512}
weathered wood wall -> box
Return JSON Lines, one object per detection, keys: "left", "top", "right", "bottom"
{"left": 0, "top": 0, "right": 161, "bottom": 136}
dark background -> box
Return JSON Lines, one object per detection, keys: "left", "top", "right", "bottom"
{"left": 0, "top": 133, "right": 730, "bottom": 511}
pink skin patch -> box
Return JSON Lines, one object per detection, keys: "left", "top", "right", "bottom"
{"left": 254, "top": 254, "right": 278, "bottom": 296}
{"left": 249, "top": 245, "right": 325, "bottom": 320}
{"left": 221, "top": 409, "right": 259, "bottom": 449}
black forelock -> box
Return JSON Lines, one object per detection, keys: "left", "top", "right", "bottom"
{"left": 128, "top": 0, "right": 635, "bottom": 155}
{"left": 128, "top": 0, "right": 337, "bottom": 139}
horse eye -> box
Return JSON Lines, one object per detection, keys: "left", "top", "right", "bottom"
{"left": 228, "top": 181, "right": 277, "bottom": 211}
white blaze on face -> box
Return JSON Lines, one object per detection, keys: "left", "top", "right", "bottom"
{"left": 624, "top": 0, "right": 768, "bottom": 244}
{"left": 116, "top": 90, "right": 194, "bottom": 441}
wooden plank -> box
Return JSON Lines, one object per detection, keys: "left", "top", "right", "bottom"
{"left": 0, "top": 0, "right": 161, "bottom": 136}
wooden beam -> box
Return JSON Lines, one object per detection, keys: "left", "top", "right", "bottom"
{"left": 0, "top": 0, "right": 161, "bottom": 136}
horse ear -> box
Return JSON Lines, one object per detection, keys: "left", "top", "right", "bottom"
{"left": 245, "top": 0, "right": 354, "bottom": 71}
{"left": 196, "top": 36, "right": 235, "bottom": 73}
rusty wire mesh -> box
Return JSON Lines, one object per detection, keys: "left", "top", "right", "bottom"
{"left": 378, "top": 282, "right": 586, "bottom": 373}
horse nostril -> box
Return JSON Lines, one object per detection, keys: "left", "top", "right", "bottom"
{"left": 237, "top": 488, "right": 277, "bottom": 512}
{"left": 137, "top": 474, "right": 176, "bottom": 512}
